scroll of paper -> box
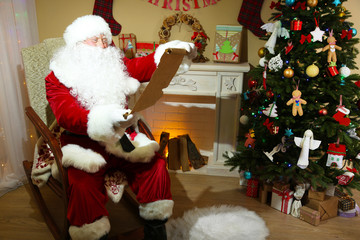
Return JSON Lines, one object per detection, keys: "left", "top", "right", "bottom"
{"left": 130, "top": 48, "right": 187, "bottom": 113}
{"left": 120, "top": 48, "right": 187, "bottom": 152}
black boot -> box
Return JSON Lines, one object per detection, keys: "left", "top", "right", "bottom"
{"left": 143, "top": 219, "right": 167, "bottom": 240}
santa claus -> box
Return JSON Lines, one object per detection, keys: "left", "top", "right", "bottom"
{"left": 46, "top": 15, "right": 196, "bottom": 240}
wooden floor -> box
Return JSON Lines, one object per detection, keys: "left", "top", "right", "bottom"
{"left": 0, "top": 172, "right": 359, "bottom": 240}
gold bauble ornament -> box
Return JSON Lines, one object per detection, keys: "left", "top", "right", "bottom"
{"left": 258, "top": 47, "right": 266, "bottom": 58}
{"left": 306, "top": 64, "right": 319, "bottom": 77}
{"left": 283, "top": 67, "right": 294, "bottom": 78}
{"left": 307, "top": 0, "right": 318, "bottom": 7}
{"left": 339, "top": 12, "right": 346, "bottom": 18}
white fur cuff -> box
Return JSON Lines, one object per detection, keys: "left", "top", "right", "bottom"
{"left": 62, "top": 144, "right": 106, "bottom": 173}
{"left": 69, "top": 216, "right": 110, "bottom": 240}
{"left": 139, "top": 200, "right": 174, "bottom": 220}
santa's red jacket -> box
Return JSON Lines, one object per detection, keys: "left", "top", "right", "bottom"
{"left": 45, "top": 53, "right": 160, "bottom": 173}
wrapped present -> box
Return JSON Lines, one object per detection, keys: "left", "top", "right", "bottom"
{"left": 308, "top": 188, "right": 326, "bottom": 201}
{"left": 271, "top": 187, "right": 294, "bottom": 214}
{"left": 119, "top": 33, "right": 137, "bottom": 59}
{"left": 246, "top": 178, "right": 259, "bottom": 198}
{"left": 325, "top": 184, "right": 336, "bottom": 197}
{"left": 259, "top": 182, "right": 273, "bottom": 204}
{"left": 338, "top": 204, "right": 359, "bottom": 218}
{"left": 327, "top": 66, "right": 339, "bottom": 77}
{"left": 213, "top": 25, "right": 242, "bottom": 63}
{"left": 291, "top": 19, "right": 302, "bottom": 31}
{"left": 334, "top": 187, "right": 348, "bottom": 198}
{"left": 299, "top": 206, "right": 320, "bottom": 226}
{"left": 306, "top": 196, "right": 339, "bottom": 221}
{"left": 136, "top": 42, "right": 159, "bottom": 57}
{"left": 338, "top": 196, "right": 356, "bottom": 211}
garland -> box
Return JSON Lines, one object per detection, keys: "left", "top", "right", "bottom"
{"left": 159, "top": 13, "right": 209, "bottom": 63}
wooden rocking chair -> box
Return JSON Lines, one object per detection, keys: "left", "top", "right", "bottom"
{"left": 21, "top": 38, "right": 153, "bottom": 240}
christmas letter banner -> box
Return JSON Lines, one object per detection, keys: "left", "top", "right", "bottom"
{"left": 148, "top": 0, "right": 219, "bottom": 11}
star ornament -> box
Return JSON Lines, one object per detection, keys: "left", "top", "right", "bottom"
{"left": 284, "top": 128, "right": 294, "bottom": 137}
{"left": 311, "top": 27, "right": 325, "bottom": 42}
{"left": 332, "top": 0, "right": 341, "bottom": 7}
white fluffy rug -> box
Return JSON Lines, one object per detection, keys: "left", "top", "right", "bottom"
{"left": 166, "top": 205, "right": 269, "bottom": 240}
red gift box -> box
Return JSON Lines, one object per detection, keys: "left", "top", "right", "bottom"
{"left": 246, "top": 178, "right": 259, "bottom": 198}
{"left": 327, "top": 66, "right": 339, "bottom": 76}
{"left": 291, "top": 19, "right": 302, "bottom": 31}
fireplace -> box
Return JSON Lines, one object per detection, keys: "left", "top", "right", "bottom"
{"left": 132, "top": 62, "right": 250, "bottom": 177}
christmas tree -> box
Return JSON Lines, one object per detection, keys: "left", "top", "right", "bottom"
{"left": 225, "top": 0, "right": 360, "bottom": 195}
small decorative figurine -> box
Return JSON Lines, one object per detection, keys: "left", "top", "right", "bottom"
{"left": 322, "top": 29, "right": 342, "bottom": 65}
{"left": 287, "top": 89, "right": 307, "bottom": 116}
{"left": 294, "top": 130, "right": 321, "bottom": 169}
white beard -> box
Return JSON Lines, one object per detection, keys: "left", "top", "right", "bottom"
{"left": 49, "top": 44, "right": 140, "bottom": 110}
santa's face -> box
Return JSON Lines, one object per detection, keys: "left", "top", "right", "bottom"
{"left": 83, "top": 34, "right": 109, "bottom": 48}
{"left": 50, "top": 35, "right": 140, "bottom": 110}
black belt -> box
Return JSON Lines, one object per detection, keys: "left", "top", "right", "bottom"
{"left": 63, "top": 130, "right": 87, "bottom": 138}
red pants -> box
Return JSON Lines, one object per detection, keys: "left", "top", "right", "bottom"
{"left": 66, "top": 152, "right": 172, "bottom": 227}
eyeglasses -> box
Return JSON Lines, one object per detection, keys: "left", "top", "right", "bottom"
{"left": 84, "top": 34, "right": 108, "bottom": 48}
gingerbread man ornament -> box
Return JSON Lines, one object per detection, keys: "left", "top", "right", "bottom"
{"left": 287, "top": 89, "right": 307, "bottom": 116}
{"left": 322, "top": 29, "right": 342, "bottom": 64}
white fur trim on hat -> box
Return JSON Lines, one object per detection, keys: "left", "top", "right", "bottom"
{"left": 69, "top": 216, "right": 110, "bottom": 240}
{"left": 139, "top": 200, "right": 174, "bottom": 220}
{"left": 61, "top": 144, "right": 106, "bottom": 173}
{"left": 64, "top": 15, "right": 112, "bottom": 47}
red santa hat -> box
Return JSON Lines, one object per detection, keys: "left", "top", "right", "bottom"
{"left": 63, "top": 15, "right": 113, "bottom": 47}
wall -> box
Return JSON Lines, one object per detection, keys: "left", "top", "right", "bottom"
{"left": 35, "top": 0, "right": 242, "bottom": 61}
{"left": 35, "top": 0, "right": 360, "bottom": 70}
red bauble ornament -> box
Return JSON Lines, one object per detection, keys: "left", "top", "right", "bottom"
{"left": 248, "top": 79, "right": 257, "bottom": 89}
{"left": 319, "top": 108, "right": 328, "bottom": 116}
{"left": 266, "top": 90, "right": 274, "bottom": 99}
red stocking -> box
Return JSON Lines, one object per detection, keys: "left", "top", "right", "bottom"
{"left": 93, "top": 0, "right": 122, "bottom": 36}
{"left": 332, "top": 111, "right": 351, "bottom": 126}
{"left": 237, "top": 0, "right": 266, "bottom": 37}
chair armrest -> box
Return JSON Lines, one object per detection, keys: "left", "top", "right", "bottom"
{"left": 137, "top": 119, "right": 155, "bottom": 141}
{"left": 25, "top": 106, "right": 68, "bottom": 193}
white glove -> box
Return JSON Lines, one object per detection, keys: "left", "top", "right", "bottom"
{"left": 112, "top": 109, "right": 137, "bottom": 131}
{"left": 154, "top": 40, "right": 197, "bottom": 74}
{"left": 88, "top": 104, "right": 137, "bottom": 143}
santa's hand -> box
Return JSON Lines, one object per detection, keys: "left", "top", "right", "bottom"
{"left": 113, "top": 109, "right": 137, "bottom": 131}
{"left": 88, "top": 104, "right": 137, "bottom": 143}
{"left": 154, "top": 40, "right": 197, "bottom": 74}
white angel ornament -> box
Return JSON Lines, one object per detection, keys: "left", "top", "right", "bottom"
{"left": 261, "top": 21, "right": 290, "bottom": 54}
{"left": 294, "top": 130, "right": 321, "bottom": 169}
